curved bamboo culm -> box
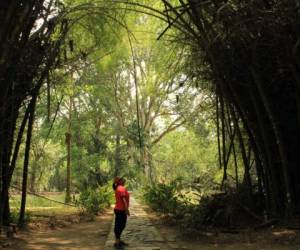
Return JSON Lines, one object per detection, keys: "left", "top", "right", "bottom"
{"left": 129, "top": 0, "right": 300, "bottom": 217}
{"left": 1, "top": 1, "right": 300, "bottom": 232}
{"left": 0, "top": 0, "right": 69, "bottom": 227}
{"left": 250, "top": 66, "right": 292, "bottom": 216}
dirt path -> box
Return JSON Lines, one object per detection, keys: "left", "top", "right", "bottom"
{"left": 1, "top": 212, "right": 113, "bottom": 250}
{"left": 105, "top": 197, "right": 177, "bottom": 250}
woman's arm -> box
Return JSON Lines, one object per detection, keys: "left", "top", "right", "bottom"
{"left": 121, "top": 197, "right": 130, "bottom": 216}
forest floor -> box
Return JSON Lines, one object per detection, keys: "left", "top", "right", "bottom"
{"left": 0, "top": 210, "right": 113, "bottom": 250}
{"left": 147, "top": 209, "right": 300, "bottom": 250}
{"left": 1, "top": 197, "right": 300, "bottom": 250}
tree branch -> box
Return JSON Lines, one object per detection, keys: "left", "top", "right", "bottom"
{"left": 151, "top": 117, "right": 186, "bottom": 145}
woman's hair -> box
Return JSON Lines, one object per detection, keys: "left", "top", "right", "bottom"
{"left": 112, "top": 176, "right": 125, "bottom": 190}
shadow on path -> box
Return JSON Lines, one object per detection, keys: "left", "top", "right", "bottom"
{"left": 15, "top": 212, "right": 112, "bottom": 250}
{"left": 104, "top": 196, "right": 186, "bottom": 250}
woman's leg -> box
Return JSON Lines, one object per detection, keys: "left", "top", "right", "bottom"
{"left": 119, "top": 212, "right": 127, "bottom": 236}
{"left": 114, "top": 210, "right": 127, "bottom": 241}
{"left": 114, "top": 210, "right": 122, "bottom": 240}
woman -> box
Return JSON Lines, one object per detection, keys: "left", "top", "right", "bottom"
{"left": 113, "top": 176, "right": 130, "bottom": 247}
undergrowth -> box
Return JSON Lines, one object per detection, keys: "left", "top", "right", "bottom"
{"left": 79, "top": 183, "right": 113, "bottom": 215}
{"left": 143, "top": 180, "right": 262, "bottom": 231}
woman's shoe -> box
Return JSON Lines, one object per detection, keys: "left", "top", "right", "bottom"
{"left": 120, "top": 240, "right": 129, "bottom": 246}
{"left": 114, "top": 242, "right": 124, "bottom": 249}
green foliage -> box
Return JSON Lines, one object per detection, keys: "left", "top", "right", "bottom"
{"left": 153, "top": 129, "right": 219, "bottom": 187}
{"left": 12, "top": 2, "right": 226, "bottom": 221}
{"left": 143, "top": 180, "right": 262, "bottom": 230}
{"left": 8, "top": 210, "right": 32, "bottom": 224}
{"left": 79, "top": 184, "right": 113, "bottom": 215}
{"left": 143, "top": 179, "right": 188, "bottom": 218}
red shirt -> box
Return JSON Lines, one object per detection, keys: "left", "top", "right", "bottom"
{"left": 114, "top": 185, "right": 130, "bottom": 211}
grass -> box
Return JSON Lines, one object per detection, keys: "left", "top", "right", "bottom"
{"left": 10, "top": 192, "right": 81, "bottom": 217}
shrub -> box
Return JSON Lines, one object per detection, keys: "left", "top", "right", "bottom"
{"left": 143, "top": 179, "right": 189, "bottom": 218}
{"left": 144, "top": 180, "right": 264, "bottom": 231}
{"left": 180, "top": 191, "right": 261, "bottom": 230}
{"left": 79, "top": 184, "right": 113, "bottom": 215}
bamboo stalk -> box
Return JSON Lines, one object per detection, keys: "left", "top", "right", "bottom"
{"left": 19, "top": 93, "right": 37, "bottom": 227}
{"left": 250, "top": 66, "right": 293, "bottom": 216}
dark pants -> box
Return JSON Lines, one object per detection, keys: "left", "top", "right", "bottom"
{"left": 114, "top": 209, "right": 127, "bottom": 239}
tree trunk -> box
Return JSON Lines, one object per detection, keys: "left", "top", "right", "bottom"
{"left": 8, "top": 105, "right": 30, "bottom": 185}
{"left": 249, "top": 89, "right": 278, "bottom": 215}
{"left": 220, "top": 93, "right": 227, "bottom": 183}
{"left": 19, "top": 94, "right": 37, "bottom": 227}
{"left": 114, "top": 134, "right": 121, "bottom": 177}
{"left": 141, "top": 146, "right": 153, "bottom": 183}
{"left": 0, "top": 98, "right": 20, "bottom": 226}
{"left": 216, "top": 94, "right": 222, "bottom": 170}
{"left": 251, "top": 66, "right": 293, "bottom": 216}
{"left": 65, "top": 97, "right": 72, "bottom": 203}
{"left": 29, "top": 162, "right": 38, "bottom": 192}
{"left": 230, "top": 105, "right": 253, "bottom": 207}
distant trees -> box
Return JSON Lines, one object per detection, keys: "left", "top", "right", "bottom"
{"left": 95, "top": 18, "right": 207, "bottom": 182}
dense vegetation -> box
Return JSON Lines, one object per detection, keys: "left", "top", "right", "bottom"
{"left": 0, "top": 0, "right": 299, "bottom": 231}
